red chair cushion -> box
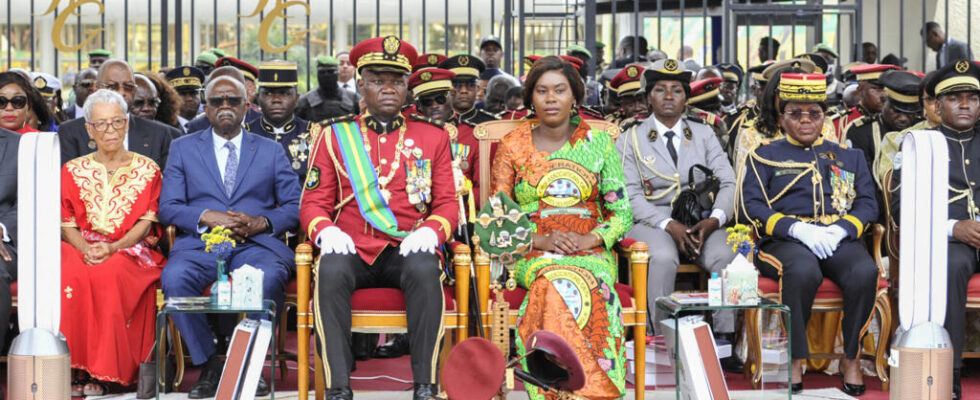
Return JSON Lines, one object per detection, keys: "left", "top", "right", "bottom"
{"left": 10, "top": 281, "right": 15, "bottom": 298}
{"left": 351, "top": 287, "right": 456, "bottom": 313}
{"left": 501, "top": 282, "right": 634, "bottom": 309}
{"left": 758, "top": 276, "right": 888, "bottom": 299}
{"left": 967, "top": 274, "right": 980, "bottom": 300}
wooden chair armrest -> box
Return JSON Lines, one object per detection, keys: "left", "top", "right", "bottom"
{"left": 451, "top": 243, "right": 472, "bottom": 343}
{"left": 872, "top": 224, "right": 886, "bottom": 279}
{"left": 166, "top": 225, "right": 176, "bottom": 249}
{"left": 618, "top": 240, "right": 649, "bottom": 314}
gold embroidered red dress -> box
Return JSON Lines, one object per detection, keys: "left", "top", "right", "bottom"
{"left": 60, "top": 153, "right": 165, "bottom": 385}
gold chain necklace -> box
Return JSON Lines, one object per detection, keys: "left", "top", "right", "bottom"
{"left": 361, "top": 121, "right": 407, "bottom": 202}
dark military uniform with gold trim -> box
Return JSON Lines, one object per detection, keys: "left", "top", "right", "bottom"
{"left": 244, "top": 116, "right": 313, "bottom": 184}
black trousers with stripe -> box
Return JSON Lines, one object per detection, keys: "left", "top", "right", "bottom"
{"left": 755, "top": 238, "right": 878, "bottom": 359}
{"left": 946, "top": 242, "right": 980, "bottom": 368}
{"left": 314, "top": 246, "right": 445, "bottom": 388}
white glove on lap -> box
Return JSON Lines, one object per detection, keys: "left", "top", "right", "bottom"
{"left": 789, "top": 222, "right": 828, "bottom": 259}
{"left": 399, "top": 227, "right": 439, "bottom": 256}
{"left": 814, "top": 225, "right": 848, "bottom": 258}
{"left": 317, "top": 226, "right": 357, "bottom": 255}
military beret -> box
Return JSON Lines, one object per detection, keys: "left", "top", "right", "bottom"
{"left": 350, "top": 35, "right": 419, "bottom": 75}
{"left": 216, "top": 56, "right": 259, "bottom": 81}
{"left": 165, "top": 66, "right": 205, "bottom": 90}
{"left": 524, "top": 330, "right": 586, "bottom": 392}
{"left": 927, "top": 59, "right": 980, "bottom": 97}
{"left": 88, "top": 48, "right": 111, "bottom": 58}
{"left": 559, "top": 55, "right": 584, "bottom": 72}
{"left": 439, "top": 54, "right": 486, "bottom": 80}
{"left": 210, "top": 48, "right": 228, "bottom": 58}
{"left": 566, "top": 44, "right": 592, "bottom": 59}
{"left": 196, "top": 51, "right": 219, "bottom": 66}
{"left": 813, "top": 43, "right": 838, "bottom": 58}
{"left": 687, "top": 77, "right": 722, "bottom": 106}
{"left": 879, "top": 69, "right": 922, "bottom": 113}
{"left": 442, "top": 338, "right": 506, "bottom": 400}
{"left": 316, "top": 55, "right": 340, "bottom": 67}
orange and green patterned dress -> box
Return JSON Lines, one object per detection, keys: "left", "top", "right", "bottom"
{"left": 491, "top": 119, "right": 633, "bottom": 400}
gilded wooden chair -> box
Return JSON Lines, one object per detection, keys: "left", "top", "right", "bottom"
{"left": 744, "top": 224, "right": 892, "bottom": 390}
{"left": 472, "top": 119, "right": 649, "bottom": 399}
{"left": 294, "top": 241, "right": 473, "bottom": 400}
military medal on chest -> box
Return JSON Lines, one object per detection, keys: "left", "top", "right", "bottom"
{"left": 829, "top": 164, "right": 856, "bottom": 213}
{"left": 405, "top": 146, "right": 433, "bottom": 213}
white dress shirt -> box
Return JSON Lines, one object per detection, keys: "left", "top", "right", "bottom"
{"left": 652, "top": 116, "right": 727, "bottom": 229}
{"left": 339, "top": 78, "right": 356, "bottom": 93}
{"left": 212, "top": 129, "right": 243, "bottom": 183}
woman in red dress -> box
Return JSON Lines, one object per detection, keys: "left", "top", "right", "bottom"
{"left": 0, "top": 71, "right": 53, "bottom": 133}
{"left": 60, "top": 89, "right": 165, "bottom": 396}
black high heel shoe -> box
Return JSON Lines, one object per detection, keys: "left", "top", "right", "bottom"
{"left": 841, "top": 376, "right": 866, "bottom": 396}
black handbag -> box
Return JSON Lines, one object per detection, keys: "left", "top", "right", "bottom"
{"left": 136, "top": 339, "right": 176, "bottom": 398}
{"left": 670, "top": 164, "right": 721, "bottom": 227}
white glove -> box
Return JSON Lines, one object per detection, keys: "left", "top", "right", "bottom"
{"left": 399, "top": 227, "right": 439, "bottom": 256}
{"left": 317, "top": 226, "right": 357, "bottom": 255}
{"left": 814, "top": 225, "right": 848, "bottom": 258}
{"left": 789, "top": 222, "right": 828, "bottom": 259}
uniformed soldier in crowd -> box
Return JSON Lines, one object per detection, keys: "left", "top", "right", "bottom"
{"left": 296, "top": 56, "right": 360, "bottom": 123}
{"left": 725, "top": 63, "right": 768, "bottom": 156}
{"left": 194, "top": 51, "right": 218, "bottom": 77}
{"left": 607, "top": 64, "right": 648, "bottom": 128}
{"left": 600, "top": 67, "right": 623, "bottom": 121}
{"left": 244, "top": 60, "right": 313, "bottom": 185}
{"left": 715, "top": 62, "right": 743, "bottom": 113}
{"left": 87, "top": 49, "right": 111, "bottom": 70}
{"left": 617, "top": 58, "right": 742, "bottom": 373}
{"left": 301, "top": 35, "right": 459, "bottom": 400}
{"left": 687, "top": 77, "right": 731, "bottom": 150}
{"left": 891, "top": 60, "right": 980, "bottom": 400}
{"left": 413, "top": 53, "right": 448, "bottom": 72}
{"left": 440, "top": 55, "right": 499, "bottom": 127}
{"left": 741, "top": 72, "right": 878, "bottom": 396}
{"left": 165, "top": 65, "right": 206, "bottom": 133}
{"left": 877, "top": 70, "right": 942, "bottom": 184}
{"left": 836, "top": 63, "right": 900, "bottom": 139}
{"left": 846, "top": 69, "right": 923, "bottom": 190}
{"left": 216, "top": 56, "right": 260, "bottom": 107}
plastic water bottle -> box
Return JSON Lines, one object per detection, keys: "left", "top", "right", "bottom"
{"left": 708, "top": 272, "right": 723, "bottom": 306}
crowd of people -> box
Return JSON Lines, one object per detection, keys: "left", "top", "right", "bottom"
{"left": 0, "top": 18, "right": 977, "bottom": 400}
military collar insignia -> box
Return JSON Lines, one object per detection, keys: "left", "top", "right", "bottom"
{"left": 261, "top": 115, "right": 295, "bottom": 132}
{"left": 364, "top": 113, "right": 405, "bottom": 134}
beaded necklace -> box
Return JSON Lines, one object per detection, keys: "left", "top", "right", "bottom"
{"left": 361, "top": 119, "right": 407, "bottom": 203}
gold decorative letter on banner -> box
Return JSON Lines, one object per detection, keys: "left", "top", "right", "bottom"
{"left": 243, "top": 0, "right": 311, "bottom": 54}
{"left": 43, "top": 0, "right": 106, "bottom": 53}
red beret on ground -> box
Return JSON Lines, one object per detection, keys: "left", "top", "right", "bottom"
{"left": 442, "top": 338, "right": 505, "bottom": 400}
{"left": 609, "top": 64, "right": 645, "bottom": 97}
{"left": 850, "top": 63, "right": 900, "bottom": 82}
{"left": 408, "top": 68, "right": 456, "bottom": 97}
{"left": 524, "top": 330, "right": 585, "bottom": 392}
{"left": 559, "top": 55, "right": 584, "bottom": 72}
{"left": 687, "top": 77, "right": 723, "bottom": 105}
{"left": 413, "top": 53, "right": 448, "bottom": 72}
{"left": 216, "top": 56, "right": 259, "bottom": 81}
{"left": 349, "top": 35, "right": 419, "bottom": 75}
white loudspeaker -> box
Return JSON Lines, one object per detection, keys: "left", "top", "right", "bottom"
{"left": 7, "top": 328, "right": 70, "bottom": 400}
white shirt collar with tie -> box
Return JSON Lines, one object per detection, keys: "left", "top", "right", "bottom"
{"left": 212, "top": 129, "right": 243, "bottom": 182}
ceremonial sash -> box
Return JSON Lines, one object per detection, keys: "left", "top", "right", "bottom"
{"left": 332, "top": 120, "right": 408, "bottom": 238}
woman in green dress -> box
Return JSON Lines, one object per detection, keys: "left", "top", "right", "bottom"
{"left": 491, "top": 55, "right": 633, "bottom": 400}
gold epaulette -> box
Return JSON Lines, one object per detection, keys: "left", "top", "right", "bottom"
{"left": 316, "top": 113, "right": 356, "bottom": 126}
{"left": 408, "top": 113, "right": 445, "bottom": 127}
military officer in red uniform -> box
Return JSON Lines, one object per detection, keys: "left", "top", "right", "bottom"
{"left": 608, "top": 64, "right": 648, "bottom": 128}
{"left": 300, "top": 35, "right": 459, "bottom": 400}
{"left": 835, "top": 63, "right": 899, "bottom": 139}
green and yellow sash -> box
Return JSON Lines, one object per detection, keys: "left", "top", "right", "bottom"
{"left": 332, "top": 120, "right": 408, "bottom": 238}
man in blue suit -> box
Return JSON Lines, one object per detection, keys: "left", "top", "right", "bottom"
{"left": 159, "top": 75, "right": 301, "bottom": 398}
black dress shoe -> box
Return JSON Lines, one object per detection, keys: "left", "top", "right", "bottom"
{"left": 840, "top": 376, "right": 866, "bottom": 396}
{"left": 719, "top": 355, "right": 744, "bottom": 374}
{"left": 325, "top": 387, "right": 354, "bottom": 400}
{"left": 413, "top": 383, "right": 438, "bottom": 400}
{"left": 791, "top": 382, "right": 803, "bottom": 394}
{"left": 352, "top": 333, "right": 377, "bottom": 361}
{"left": 255, "top": 375, "right": 270, "bottom": 396}
{"left": 374, "top": 334, "right": 410, "bottom": 358}
{"left": 188, "top": 355, "right": 224, "bottom": 399}
{"left": 954, "top": 368, "right": 962, "bottom": 399}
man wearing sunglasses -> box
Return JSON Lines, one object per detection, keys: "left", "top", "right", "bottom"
{"left": 160, "top": 74, "right": 301, "bottom": 399}
{"left": 183, "top": 66, "right": 263, "bottom": 135}
{"left": 302, "top": 35, "right": 460, "bottom": 400}
{"left": 244, "top": 60, "right": 313, "bottom": 185}
{"left": 57, "top": 59, "right": 179, "bottom": 168}
{"left": 65, "top": 68, "right": 97, "bottom": 120}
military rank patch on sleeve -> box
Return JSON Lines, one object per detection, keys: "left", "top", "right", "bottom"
{"left": 305, "top": 166, "right": 321, "bottom": 190}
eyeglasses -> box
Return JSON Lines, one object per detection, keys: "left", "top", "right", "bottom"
{"left": 0, "top": 96, "right": 28, "bottom": 110}
{"left": 98, "top": 81, "right": 138, "bottom": 92}
{"left": 86, "top": 117, "right": 128, "bottom": 132}
{"left": 133, "top": 98, "right": 161, "bottom": 109}
{"left": 452, "top": 81, "right": 477, "bottom": 89}
{"left": 76, "top": 80, "right": 96, "bottom": 89}
{"left": 206, "top": 96, "right": 244, "bottom": 107}
{"left": 417, "top": 93, "right": 449, "bottom": 108}
{"left": 782, "top": 109, "right": 824, "bottom": 121}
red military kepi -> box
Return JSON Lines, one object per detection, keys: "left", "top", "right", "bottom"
{"left": 299, "top": 35, "right": 461, "bottom": 400}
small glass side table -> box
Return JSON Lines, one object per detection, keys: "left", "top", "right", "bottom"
{"left": 155, "top": 299, "right": 278, "bottom": 399}
{"left": 655, "top": 296, "right": 792, "bottom": 399}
